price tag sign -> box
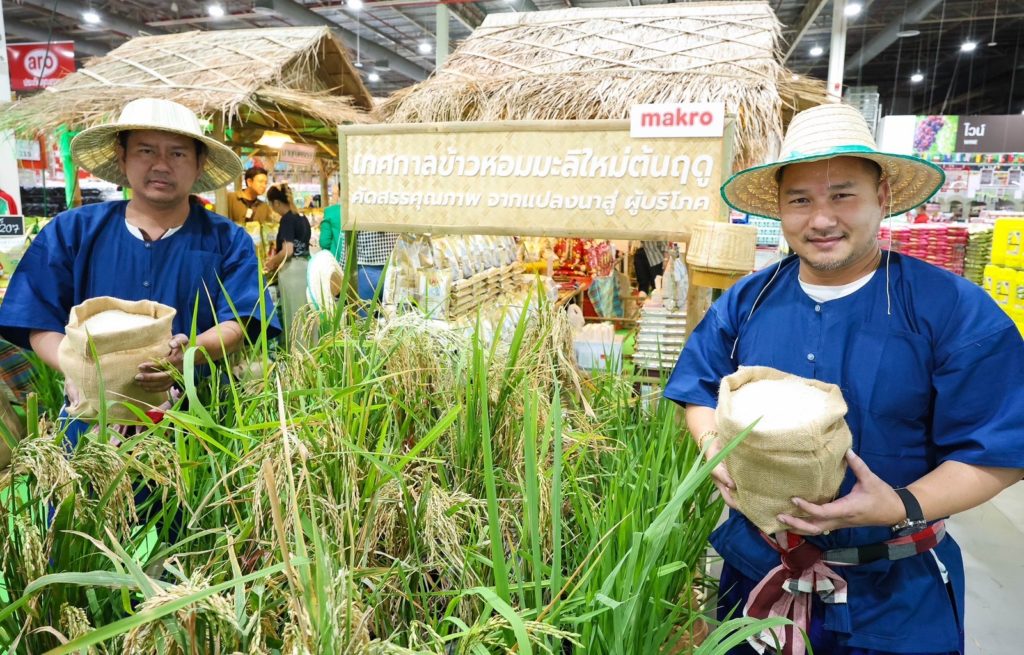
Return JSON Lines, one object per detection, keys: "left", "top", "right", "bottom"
{"left": 0, "top": 216, "right": 25, "bottom": 237}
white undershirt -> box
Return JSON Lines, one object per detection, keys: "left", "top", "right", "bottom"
{"left": 799, "top": 269, "right": 876, "bottom": 303}
{"left": 124, "top": 219, "right": 184, "bottom": 242}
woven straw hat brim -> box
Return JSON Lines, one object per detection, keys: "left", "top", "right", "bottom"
{"left": 71, "top": 124, "right": 242, "bottom": 194}
{"left": 721, "top": 149, "right": 945, "bottom": 220}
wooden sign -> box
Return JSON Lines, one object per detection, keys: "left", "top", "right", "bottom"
{"left": 338, "top": 120, "right": 731, "bottom": 241}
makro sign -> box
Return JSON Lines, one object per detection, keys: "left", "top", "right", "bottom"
{"left": 339, "top": 120, "right": 729, "bottom": 240}
{"left": 6, "top": 41, "right": 75, "bottom": 91}
{"left": 955, "top": 115, "right": 1024, "bottom": 153}
{"left": 630, "top": 103, "right": 725, "bottom": 138}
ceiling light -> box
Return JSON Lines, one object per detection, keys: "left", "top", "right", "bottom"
{"left": 910, "top": 72, "right": 924, "bottom": 83}
{"left": 791, "top": 74, "right": 800, "bottom": 81}
{"left": 82, "top": 9, "right": 101, "bottom": 24}
{"left": 418, "top": 42, "right": 432, "bottom": 54}
{"left": 354, "top": 61, "right": 363, "bottom": 68}
{"left": 207, "top": 3, "right": 225, "bottom": 17}
{"left": 896, "top": 29, "right": 921, "bottom": 38}
{"left": 960, "top": 41, "right": 977, "bottom": 52}
{"left": 368, "top": 72, "right": 380, "bottom": 82}
{"left": 348, "top": 0, "right": 363, "bottom": 9}
{"left": 255, "top": 130, "right": 294, "bottom": 149}
{"left": 844, "top": 3, "right": 862, "bottom": 17}
{"left": 809, "top": 45, "right": 824, "bottom": 57}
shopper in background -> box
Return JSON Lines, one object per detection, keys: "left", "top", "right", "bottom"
{"left": 227, "top": 165, "right": 271, "bottom": 225}
{"left": 634, "top": 240, "right": 668, "bottom": 294}
{"left": 351, "top": 232, "right": 398, "bottom": 305}
{"left": 318, "top": 203, "right": 345, "bottom": 261}
{"left": 666, "top": 103, "right": 1024, "bottom": 654}
{"left": 264, "top": 184, "right": 311, "bottom": 344}
{"left": 0, "top": 97, "right": 278, "bottom": 443}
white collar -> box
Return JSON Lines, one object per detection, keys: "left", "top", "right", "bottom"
{"left": 799, "top": 269, "right": 876, "bottom": 303}
{"left": 124, "top": 219, "right": 184, "bottom": 242}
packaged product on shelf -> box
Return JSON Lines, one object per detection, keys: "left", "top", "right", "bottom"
{"left": 384, "top": 234, "right": 427, "bottom": 306}
{"left": 419, "top": 266, "right": 452, "bottom": 319}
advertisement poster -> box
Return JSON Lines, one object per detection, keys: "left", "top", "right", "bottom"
{"left": 5, "top": 41, "right": 75, "bottom": 91}
{"left": 913, "top": 115, "right": 959, "bottom": 155}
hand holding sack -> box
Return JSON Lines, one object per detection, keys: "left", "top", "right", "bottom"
{"left": 716, "top": 366, "right": 852, "bottom": 534}
{"left": 57, "top": 297, "right": 177, "bottom": 422}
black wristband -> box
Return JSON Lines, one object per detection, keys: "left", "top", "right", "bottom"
{"left": 892, "top": 487, "right": 927, "bottom": 536}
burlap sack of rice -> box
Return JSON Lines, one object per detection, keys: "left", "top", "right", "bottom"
{"left": 57, "top": 297, "right": 177, "bottom": 422}
{"left": 716, "top": 366, "right": 852, "bottom": 534}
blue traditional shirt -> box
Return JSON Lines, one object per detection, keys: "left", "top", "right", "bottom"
{"left": 0, "top": 200, "right": 280, "bottom": 349}
{"left": 665, "top": 252, "right": 1024, "bottom": 652}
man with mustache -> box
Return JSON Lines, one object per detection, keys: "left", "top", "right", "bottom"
{"left": 665, "top": 103, "right": 1024, "bottom": 654}
{"left": 0, "top": 98, "right": 279, "bottom": 430}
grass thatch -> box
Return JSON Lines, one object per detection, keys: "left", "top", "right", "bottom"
{"left": 376, "top": 2, "right": 828, "bottom": 171}
{"left": 0, "top": 27, "right": 372, "bottom": 146}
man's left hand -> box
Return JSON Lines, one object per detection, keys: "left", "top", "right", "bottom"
{"left": 135, "top": 334, "right": 189, "bottom": 393}
{"left": 777, "top": 449, "right": 905, "bottom": 536}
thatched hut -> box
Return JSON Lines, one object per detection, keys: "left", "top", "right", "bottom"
{"left": 0, "top": 26, "right": 372, "bottom": 158}
{"left": 376, "top": 3, "right": 826, "bottom": 171}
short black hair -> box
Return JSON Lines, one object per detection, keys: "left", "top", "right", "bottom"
{"left": 776, "top": 158, "right": 883, "bottom": 186}
{"left": 117, "top": 130, "right": 206, "bottom": 158}
{"left": 244, "top": 166, "right": 268, "bottom": 183}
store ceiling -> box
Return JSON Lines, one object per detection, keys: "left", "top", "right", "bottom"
{"left": 4, "top": 0, "right": 1023, "bottom": 117}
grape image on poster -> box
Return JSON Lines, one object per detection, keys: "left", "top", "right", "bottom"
{"left": 913, "top": 115, "right": 959, "bottom": 155}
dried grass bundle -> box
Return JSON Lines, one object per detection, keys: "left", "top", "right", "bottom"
{"left": 377, "top": 3, "right": 825, "bottom": 171}
{"left": 0, "top": 27, "right": 371, "bottom": 138}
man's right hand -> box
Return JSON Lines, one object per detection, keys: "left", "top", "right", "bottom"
{"left": 704, "top": 436, "right": 739, "bottom": 510}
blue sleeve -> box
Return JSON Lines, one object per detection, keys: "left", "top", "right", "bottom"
{"left": 0, "top": 217, "right": 75, "bottom": 348}
{"left": 219, "top": 228, "right": 281, "bottom": 339}
{"left": 663, "top": 301, "right": 740, "bottom": 409}
{"left": 932, "top": 324, "right": 1024, "bottom": 469}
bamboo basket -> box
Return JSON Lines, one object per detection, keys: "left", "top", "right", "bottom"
{"left": 685, "top": 221, "right": 757, "bottom": 274}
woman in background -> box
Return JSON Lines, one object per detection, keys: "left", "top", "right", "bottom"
{"left": 264, "top": 184, "right": 311, "bottom": 345}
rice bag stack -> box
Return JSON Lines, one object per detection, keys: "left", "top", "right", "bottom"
{"left": 57, "top": 297, "right": 176, "bottom": 421}
{"left": 716, "top": 366, "right": 852, "bottom": 535}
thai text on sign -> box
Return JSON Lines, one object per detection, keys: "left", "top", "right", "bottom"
{"left": 338, "top": 119, "right": 730, "bottom": 240}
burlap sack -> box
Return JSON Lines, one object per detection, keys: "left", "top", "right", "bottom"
{"left": 716, "top": 366, "right": 852, "bottom": 534}
{"left": 57, "top": 297, "right": 176, "bottom": 422}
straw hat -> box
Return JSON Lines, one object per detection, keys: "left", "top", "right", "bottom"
{"left": 721, "top": 103, "right": 944, "bottom": 220}
{"left": 71, "top": 98, "right": 243, "bottom": 194}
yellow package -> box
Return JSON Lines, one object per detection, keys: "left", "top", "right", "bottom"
{"left": 983, "top": 264, "right": 998, "bottom": 297}
{"left": 1004, "top": 220, "right": 1024, "bottom": 269}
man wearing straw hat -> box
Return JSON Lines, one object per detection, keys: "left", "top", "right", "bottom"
{"left": 0, "top": 98, "right": 279, "bottom": 422}
{"left": 665, "top": 103, "right": 1024, "bottom": 654}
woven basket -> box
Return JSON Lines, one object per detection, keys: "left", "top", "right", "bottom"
{"left": 685, "top": 221, "right": 757, "bottom": 273}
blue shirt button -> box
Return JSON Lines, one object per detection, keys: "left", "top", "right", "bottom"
{"left": 815, "top": 304, "right": 821, "bottom": 312}
{"left": 807, "top": 353, "right": 815, "bottom": 362}
{"left": 143, "top": 280, "right": 151, "bottom": 288}
{"left": 144, "top": 242, "right": 151, "bottom": 249}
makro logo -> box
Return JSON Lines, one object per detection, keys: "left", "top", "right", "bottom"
{"left": 23, "top": 48, "right": 60, "bottom": 79}
{"left": 630, "top": 103, "right": 725, "bottom": 138}
{"left": 640, "top": 108, "right": 716, "bottom": 128}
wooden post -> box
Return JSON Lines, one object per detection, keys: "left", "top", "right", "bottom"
{"left": 212, "top": 115, "right": 229, "bottom": 216}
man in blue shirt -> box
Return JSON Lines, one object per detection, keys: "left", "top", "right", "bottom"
{"left": 0, "top": 98, "right": 278, "bottom": 410}
{"left": 666, "top": 103, "right": 1024, "bottom": 654}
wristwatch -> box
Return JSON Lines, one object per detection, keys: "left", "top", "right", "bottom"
{"left": 891, "top": 487, "right": 928, "bottom": 536}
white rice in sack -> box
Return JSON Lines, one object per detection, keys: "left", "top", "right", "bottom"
{"left": 58, "top": 297, "right": 177, "bottom": 421}
{"left": 716, "top": 366, "right": 852, "bottom": 534}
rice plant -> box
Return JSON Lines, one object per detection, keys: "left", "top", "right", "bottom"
{"left": 0, "top": 290, "right": 787, "bottom": 654}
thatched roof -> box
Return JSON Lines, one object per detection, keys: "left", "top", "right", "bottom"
{"left": 376, "top": 3, "right": 827, "bottom": 171}
{"left": 0, "top": 26, "right": 372, "bottom": 153}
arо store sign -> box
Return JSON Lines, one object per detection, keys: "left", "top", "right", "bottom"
{"left": 6, "top": 41, "right": 76, "bottom": 91}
